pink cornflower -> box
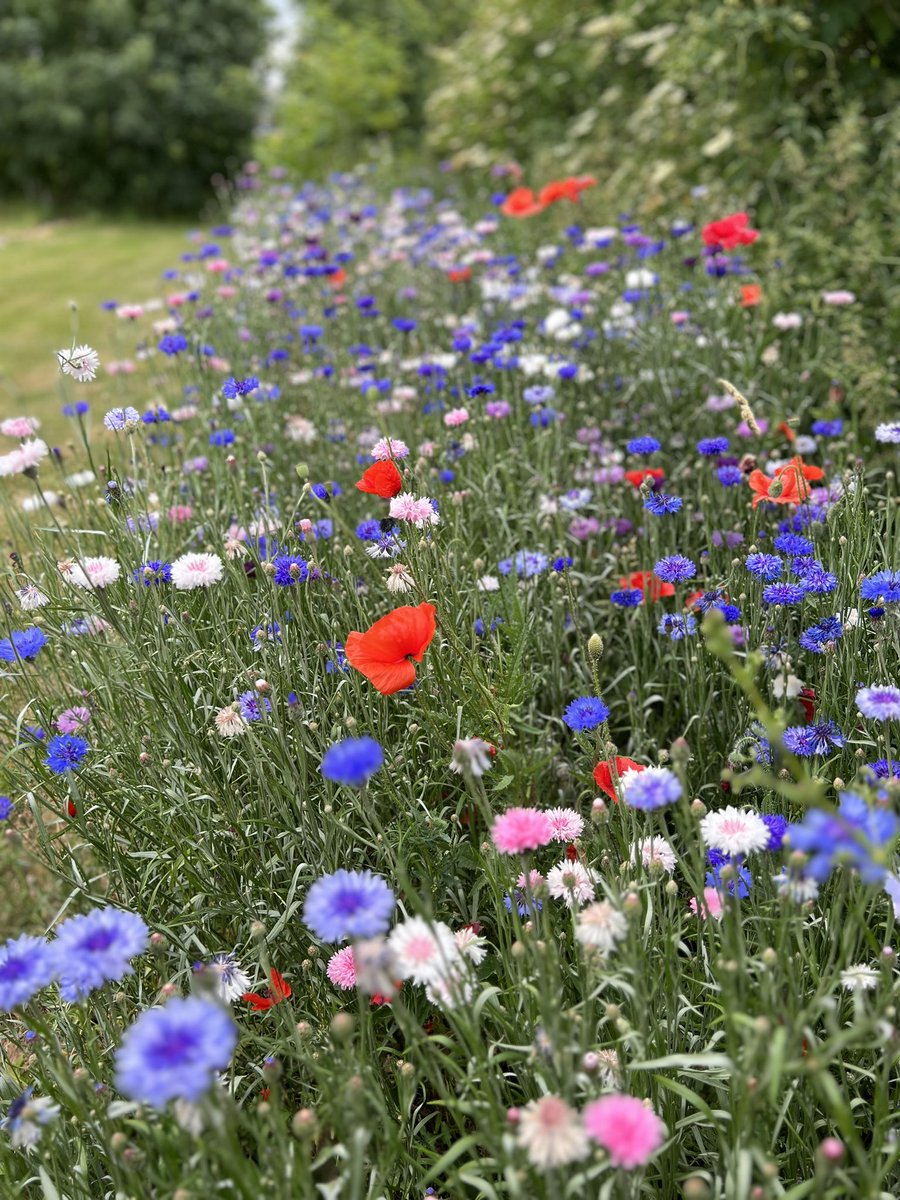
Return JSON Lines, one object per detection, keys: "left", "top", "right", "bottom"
{"left": 491, "top": 808, "right": 553, "bottom": 854}
{"left": 388, "top": 917, "right": 460, "bottom": 985}
{"left": 822, "top": 290, "right": 856, "bottom": 306}
{"left": 444, "top": 407, "right": 469, "bottom": 427}
{"left": 168, "top": 505, "right": 193, "bottom": 523}
{"left": 582, "top": 1094, "right": 666, "bottom": 1169}
{"left": 1, "top": 417, "right": 39, "bottom": 438}
{"left": 371, "top": 437, "right": 410, "bottom": 461}
{"left": 15, "top": 439, "right": 49, "bottom": 472}
{"left": 544, "top": 807, "right": 584, "bottom": 842}
{"left": 326, "top": 947, "right": 357, "bottom": 990}
{"left": 68, "top": 556, "right": 121, "bottom": 589}
{"left": 689, "top": 887, "right": 724, "bottom": 922}
{"left": 171, "top": 552, "right": 224, "bottom": 590}
{"left": 56, "top": 707, "right": 91, "bottom": 735}
{"left": 116, "top": 305, "right": 144, "bottom": 320}
{"left": 388, "top": 492, "right": 439, "bottom": 528}
{"left": 516, "top": 1095, "right": 589, "bottom": 1169}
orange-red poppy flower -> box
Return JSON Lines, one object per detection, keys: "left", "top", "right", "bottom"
{"left": 620, "top": 570, "right": 675, "bottom": 602}
{"left": 355, "top": 459, "right": 403, "bottom": 499}
{"left": 593, "top": 757, "right": 644, "bottom": 803}
{"left": 702, "top": 212, "right": 759, "bottom": 250}
{"left": 740, "top": 284, "right": 762, "bottom": 308}
{"left": 748, "top": 456, "right": 824, "bottom": 508}
{"left": 447, "top": 266, "right": 472, "bottom": 283}
{"left": 624, "top": 468, "right": 665, "bottom": 488}
{"left": 500, "top": 187, "right": 545, "bottom": 219}
{"left": 329, "top": 268, "right": 347, "bottom": 288}
{"left": 345, "top": 603, "right": 437, "bottom": 695}
{"left": 242, "top": 968, "right": 292, "bottom": 1011}
{"left": 777, "top": 421, "right": 796, "bottom": 443}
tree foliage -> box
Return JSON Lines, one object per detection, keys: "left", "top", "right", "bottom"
{"left": 0, "top": 0, "right": 269, "bottom": 214}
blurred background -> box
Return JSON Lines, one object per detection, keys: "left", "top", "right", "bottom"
{"left": 0, "top": 0, "right": 897, "bottom": 440}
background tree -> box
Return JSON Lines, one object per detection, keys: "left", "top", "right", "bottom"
{"left": 0, "top": 0, "right": 269, "bottom": 214}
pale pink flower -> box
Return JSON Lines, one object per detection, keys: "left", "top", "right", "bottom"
{"left": 385, "top": 563, "right": 414, "bottom": 594}
{"left": 0, "top": 450, "right": 26, "bottom": 476}
{"left": 491, "top": 808, "right": 553, "bottom": 854}
{"left": 16, "top": 584, "right": 49, "bottom": 611}
{"left": 57, "top": 344, "right": 99, "bottom": 382}
{"left": 700, "top": 806, "right": 769, "bottom": 857}
{"left": 576, "top": 901, "right": 627, "bottom": 952}
{"left": 170, "top": 405, "right": 199, "bottom": 423}
{"left": 772, "top": 312, "right": 802, "bottom": 330}
{"left": 1, "top": 417, "right": 39, "bottom": 438}
{"left": 106, "top": 360, "right": 136, "bottom": 376}
{"left": 168, "top": 505, "right": 193, "bottom": 523}
{"left": 371, "top": 437, "right": 410, "bottom": 461}
{"left": 689, "top": 887, "right": 724, "bottom": 921}
{"left": 444, "top": 407, "right": 469, "bottom": 427}
{"left": 516, "top": 869, "right": 545, "bottom": 892}
{"left": 214, "top": 704, "right": 247, "bottom": 738}
{"left": 630, "top": 837, "right": 678, "bottom": 874}
{"left": 116, "top": 304, "right": 145, "bottom": 320}
{"left": 56, "top": 707, "right": 90, "bottom": 735}
{"left": 68, "top": 556, "right": 121, "bottom": 589}
{"left": 217, "top": 285, "right": 237, "bottom": 299}
{"left": 582, "top": 1094, "right": 666, "bottom": 1169}
{"left": 516, "top": 1095, "right": 589, "bottom": 1169}
{"left": 546, "top": 860, "right": 596, "bottom": 907}
{"left": 449, "top": 737, "right": 493, "bottom": 778}
{"left": 822, "top": 290, "right": 856, "bottom": 306}
{"left": 388, "top": 917, "right": 460, "bottom": 985}
{"left": 454, "top": 926, "right": 487, "bottom": 965}
{"left": 17, "top": 439, "right": 49, "bottom": 471}
{"left": 545, "top": 808, "right": 584, "bottom": 843}
{"left": 670, "top": 311, "right": 690, "bottom": 325}
{"left": 326, "top": 947, "right": 357, "bottom": 990}
{"left": 171, "top": 553, "right": 224, "bottom": 590}
{"left": 388, "top": 492, "right": 439, "bottom": 528}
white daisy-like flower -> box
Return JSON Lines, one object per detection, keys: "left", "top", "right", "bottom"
{"left": 16, "top": 584, "right": 49, "bottom": 611}
{"left": 772, "top": 869, "right": 819, "bottom": 903}
{"left": 387, "top": 917, "right": 460, "bottom": 985}
{"left": 546, "top": 860, "right": 596, "bottom": 908}
{"left": 65, "top": 469, "right": 96, "bottom": 488}
{"left": 700, "top": 806, "right": 770, "bottom": 857}
{"left": 477, "top": 574, "right": 500, "bottom": 592}
{"left": 2, "top": 1091, "right": 60, "bottom": 1149}
{"left": 207, "top": 952, "right": 252, "bottom": 1002}
{"left": 57, "top": 344, "right": 100, "bottom": 382}
{"left": 839, "top": 964, "right": 879, "bottom": 992}
{"left": 630, "top": 836, "right": 678, "bottom": 874}
{"left": 214, "top": 705, "right": 248, "bottom": 739}
{"left": 454, "top": 926, "right": 488, "bottom": 965}
{"left": 21, "top": 492, "right": 58, "bottom": 512}
{"left": 449, "top": 737, "right": 493, "bottom": 778}
{"left": 772, "top": 312, "right": 803, "bottom": 330}
{"left": 515, "top": 1095, "right": 589, "bottom": 1169}
{"left": 171, "top": 552, "right": 224, "bottom": 590}
{"left": 575, "top": 901, "right": 627, "bottom": 952}
{"left": 425, "top": 965, "right": 475, "bottom": 1009}
{"left": 285, "top": 415, "right": 317, "bottom": 444}
{"left": 173, "top": 1099, "right": 205, "bottom": 1135}
{"left": 545, "top": 807, "right": 585, "bottom": 843}
{"left": 385, "top": 563, "right": 415, "bottom": 594}
{"left": 875, "top": 422, "right": 900, "bottom": 445}
{"left": 67, "top": 556, "right": 121, "bottom": 589}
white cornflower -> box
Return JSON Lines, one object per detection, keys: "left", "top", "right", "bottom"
{"left": 207, "top": 952, "right": 251, "bottom": 1002}
{"left": 772, "top": 869, "right": 819, "bottom": 903}
{"left": 387, "top": 917, "right": 460, "bottom": 986}
{"left": 171, "top": 552, "right": 224, "bottom": 590}
{"left": 385, "top": 563, "right": 414, "bottom": 594}
{"left": 67, "top": 556, "right": 121, "bottom": 589}
{"left": 546, "top": 860, "right": 596, "bottom": 907}
{"left": 575, "top": 901, "right": 627, "bottom": 953}
{"left": 839, "top": 964, "right": 879, "bottom": 993}
{"left": 630, "top": 836, "right": 678, "bottom": 874}
{"left": 772, "top": 312, "right": 803, "bottom": 330}
{"left": 875, "top": 422, "right": 900, "bottom": 445}
{"left": 214, "top": 705, "right": 248, "bottom": 739}
{"left": 477, "top": 574, "right": 500, "bottom": 592}
{"left": 454, "top": 926, "right": 487, "bottom": 965}
{"left": 700, "top": 806, "right": 770, "bottom": 857}
{"left": 65, "top": 469, "right": 96, "bottom": 488}
{"left": 22, "top": 492, "right": 58, "bottom": 512}
{"left": 515, "top": 1095, "right": 589, "bottom": 1169}
{"left": 1, "top": 1090, "right": 60, "bottom": 1149}
{"left": 57, "top": 344, "right": 100, "bottom": 382}
{"left": 449, "top": 737, "right": 493, "bottom": 778}
{"left": 16, "top": 584, "right": 49, "bottom": 611}
{"left": 425, "top": 965, "right": 475, "bottom": 1009}
{"left": 351, "top": 937, "right": 397, "bottom": 999}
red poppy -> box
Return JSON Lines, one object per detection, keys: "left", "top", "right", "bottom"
{"left": 355, "top": 459, "right": 403, "bottom": 499}
{"left": 777, "top": 421, "right": 796, "bottom": 443}
{"left": 345, "top": 603, "right": 437, "bottom": 695}
{"left": 539, "top": 175, "right": 597, "bottom": 206}
{"left": 447, "top": 267, "right": 472, "bottom": 283}
{"left": 748, "top": 456, "right": 824, "bottom": 508}
{"left": 565, "top": 843, "right": 579, "bottom": 863}
{"left": 620, "top": 570, "right": 675, "bottom": 602}
{"left": 500, "top": 187, "right": 545, "bottom": 219}
{"left": 740, "top": 284, "right": 762, "bottom": 308}
{"left": 624, "top": 468, "right": 665, "bottom": 488}
{"left": 329, "top": 268, "right": 347, "bottom": 288}
{"left": 242, "top": 969, "right": 292, "bottom": 1011}
{"left": 593, "top": 757, "right": 644, "bottom": 803}
{"left": 702, "top": 212, "right": 759, "bottom": 251}
{"left": 798, "top": 687, "right": 816, "bottom": 723}
{"left": 67, "top": 799, "right": 77, "bottom": 818}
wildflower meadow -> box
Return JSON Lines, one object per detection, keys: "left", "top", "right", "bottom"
{"left": 1, "top": 167, "right": 900, "bottom": 1199}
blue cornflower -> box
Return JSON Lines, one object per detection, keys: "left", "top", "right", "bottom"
{"left": 787, "top": 791, "right": 898, "bottom": 884}
{"left": 44, "top": 735, "right": 88, "bottom": 775}
{"left": 355, "top": 519, "right": 383, "bottom": 541}
{"left": 466, "top": 381, "right": 495, "bottom": 398}
{"left": 654, "top": 555, "right": 696, "bottom": 584}
{"left": 658, "top": 613, "right": 697, "bottom": 640}
{"left": 238, "top": 692, "right": 271, "bottom": 722}
{"left": 0, "top": 627, "right": 48, "bottom": 662}
{"left": 51, "top": 908, "right": 148, "bottom": 1002}
{"left": 503, "top": 888, "right": 543, "bottom": 917}
{"left": 498, "top": 550, "right": 548, "bottom": 578}
{"left": 783, "top": 719, "right": 845, "bottom": 757}
{"left": 761, "top": 813, "right": 788, "bottom": 852}
{"left": 158, "top": 334, "right": 188, "bottom": 355}
{"left": 697, "top": 437, "right": 729, "bottom": 456}
{"left": 811, "top": 419, "right": 843, "bottom": 437}
{"left": 563, "top": 696, "right": 609, "bottom": 732}
{"left": 523, "top": 385, "right": 555, "bottom": 406}
{"left": 551, "top": 556, "right": 573, "bottom": 572}
{"left": 321, "top": 737, "right": 384, "bottom": 787}
{"left": 0, "top": 797, "right": 12, "bottom": 820}
{"left": 716, "top": 465, "right": 743, "bottom": 487}
{"left": 209, "top": 429, "right": 235, "bottom": 447}
{"left": 115, "top": 997, "right": 237, "bottom": 1108}
{"left": 644, "top": 492, "right": 683, "bottom": 516}
{"left": 774, "top": 533, "right": 813, "bottom": 555}
{"left": 745, "top": 553, "right": 783, "bottom": 581}
{"left": 0, "top": 934, "right": 56, "bottom": 1012}
{"left": 62, "top": 401, "right": 90, "bottom": 417}
{"left": 103, "top": 406, "right": 140, "bottom": 431}
{"left": 303, "top": 869, "right": 395, "bottom": 943}
{"left": 311, "top": 483, "right": 330, "bottom": 502}
{"left": 865, "top": 759, "right": 900, "bottom": 781}
{"left": 856, "top": 686, "right": 900, "bottom": 722}
{"left": 221, "top": 376, "right": 259, "bottom": 399}
{"left": 706, "top": 862, "right": 752, "bottom": 897}
{"left": 611, "top": 589, "right": 643, "bottom": 607}
{"left": 392, "top": 318, "right": 416, "bottom": 333}
{"left": 627, "top": 436, "right": 661, "bottom": 455}
{"left": 799, "top": 616, "right": 843, "bottom": 653}
{"left": 134, "top": 561, "right": 172, "bottom": 586}
{"left": 272, "top": 554, "right": 308, "bottom": 586}
{"left": 860, "top": 571, "right": 900, "bottom": 604}
{"left": 250, "top": 622, "right": 281, "bottom": 648}
{"left": 795, "top": 561, "right": 838, "bottom": 594}
{"left": 762, "top": 583, "right": 807, "bottom": 606}
{"left": 325, "top": 643, "right": 348, "bottom": 674}
{"left": 622, "top": 766, "right": 682, "bottom": 810}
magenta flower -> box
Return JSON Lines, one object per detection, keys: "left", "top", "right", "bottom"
{"left": 491, "top": 808, "right": 553, "bottom": 854}
{"left": 582, "top": 1093, "right": 666, "bottom": 1168}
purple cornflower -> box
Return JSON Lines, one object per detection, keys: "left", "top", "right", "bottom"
{"left": 238, "top": 692, "right": 271, "bottom": 722}
{"left": 498, "top": 550, "right": 548, "bottom": 578}
{"left": 774, "top": 533, "right": 813, "bottom": 555}
{"left": 51, "top": 908, "right": 149, "bottom": 1002}
{"left": 622, "top": 766, "right": 682, "bottom": 810}
{"left": 745, "top": 553, "right": 783, "bottom": 581}
{"left": 654, "top": 555, "right": 696, "bottom": 584}
{"left": 697, "top": 437, "right": 729, "bottom": 456}
{"left": 860, "top": 571, "right": 900, "bottom": 604}
{"left": 783, "top": 719, "right": 845, "bottom": 757}
{"left": 0, "top": 934, "right": 56, "bottom": 1012}
{"left": 762, "top": 583, "right": 807, "bottom": 606}
{"left": 787, "top": 791, "right": 898, "bottom": 884}
{"left": 716, "top": 465, "right": 743, "bottom": 487}
{"left": 303, "top": 869, "right": 395, "bottom": 943}
{"left": 658, "top": 613, "right": 697, "bottom": 640}
{"left": 611, "top": 589, "right": 643, "bottom": 608}
{"left": 272, "top": 554, "right": 308, "bottom": 586}
{"left": 795, "top": 562, "right": 838, "bottom": 594}
{"left": 856, "top": 686, "right": 900, "bottom": 722}
{"left": 627, "top": 436, "right": 661, "bottom": 455}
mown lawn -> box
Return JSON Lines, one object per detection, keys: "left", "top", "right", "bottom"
{"left": 0, "top": 207, "right": 188, "bottom": 445}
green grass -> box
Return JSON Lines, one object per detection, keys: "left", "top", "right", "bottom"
{"left": 0, "top": 207, "right": 188, "bottom": 444}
